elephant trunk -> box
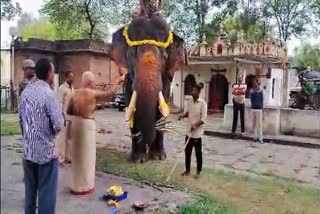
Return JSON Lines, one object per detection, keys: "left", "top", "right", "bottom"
{"left": 134, "top": 46, "right": 162, "bottom": 146}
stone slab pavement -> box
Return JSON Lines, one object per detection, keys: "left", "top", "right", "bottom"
{"left": 95, "top": 109, "right": 320, "bottom": 188}
{"left": 1, "top": 135, "right": 194, "bottom": 214}
{"left": 200, "top": 112, "right": 320, "bottom": 149}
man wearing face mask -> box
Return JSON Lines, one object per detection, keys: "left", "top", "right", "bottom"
{"left": 57, "top": 71, "right": 75, "bottom": 166}
{"left": 18, "top": 59, "right": 36, "bottom": 96}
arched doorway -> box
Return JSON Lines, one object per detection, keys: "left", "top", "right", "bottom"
{"left": 245, "top": 75, "right": 256, "bottom": 98}
{"left": 209, "top": 73, "right": 229, "bottom": 111}
{"left": 184, "top": 74, "right": 196, "bottom": 96}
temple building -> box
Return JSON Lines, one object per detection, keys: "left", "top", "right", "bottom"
{"left": 171, "top": 32, "right": 287, "bottom": 112}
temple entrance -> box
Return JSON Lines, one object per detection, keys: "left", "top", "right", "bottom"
{"left": 245, "top": 74, "right": 256, "bottom": 98}
{"left": 184, "top": 74, "right": 196, "bottom": 96}
{"left": 209, "top": 72, "right": 228, "bottom": 111}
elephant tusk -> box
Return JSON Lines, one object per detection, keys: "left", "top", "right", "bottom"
{"left": 158, "top": 91, "right": 170, "bottom": 117}
{"left": 125, "top": 90, "right": 137, "bottom": 124}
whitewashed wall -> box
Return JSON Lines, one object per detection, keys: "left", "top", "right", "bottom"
{"left": 172, "top": 64, "right": 232, "bottom": 109}
{"left": 172, "top": 63, "right": 284, "bottom": 109}
{"left": 1, "top": 50, "right": 11, "bottom": 86}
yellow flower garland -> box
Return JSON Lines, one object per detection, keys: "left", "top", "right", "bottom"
{"left": 123, "top": 27, "right": 173, "bottom": 48}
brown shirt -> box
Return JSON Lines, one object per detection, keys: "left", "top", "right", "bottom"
{"left": 184, "top": 98, "right": 207, "bottom": 138}
{"left": 58, "top": 82, "right": 74, "bottom": 112}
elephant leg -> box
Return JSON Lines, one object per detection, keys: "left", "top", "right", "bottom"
{"left": 130, "top": 126, "right": 147, "bottom": 163}
{"left": 149, "top": 131, "right": 166, "bottom": 160}
{"left": 129, "top": 127, "right": 139, "bottom": 162}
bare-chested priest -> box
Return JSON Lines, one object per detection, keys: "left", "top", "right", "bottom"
{"left": 67, "top": 71, "right": 124, "bottom": 195}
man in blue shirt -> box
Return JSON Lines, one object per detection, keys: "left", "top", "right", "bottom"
{"left": 19, "top": 58, "right": 63, "bottom": 214}
{"left": 249, "top": 78, "right": 264, "bottom": 144}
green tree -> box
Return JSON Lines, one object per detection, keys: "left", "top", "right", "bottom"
{"left": 41, "top": 0, "right": 134, "bottom": 40}
{"left": 1, "top": 0, "right": 21, "bottom": 20}
{"left": 17, "top": 13, "right": 83, "bottom": 41}
{"left": 261, "top": 0, "right": 320, "bottom": 43}
{"left": 292, "top": 44, "right": 320, "bottom": 70}
{"left": 20, "top": 21, "right": 57, "bottom": 41}
{"left": 205, "top": 15, "right": 271, "bottom": 44}
{"left": 165, "top": 0, "right": 238, "bottom": 42}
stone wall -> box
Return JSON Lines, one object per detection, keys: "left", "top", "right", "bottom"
{"left": 280, "top": 108, "right": 320, "bottom": 138}
{"left": 13, "top": 38, "right": 118, "bottom": 90}
{"left": 223, "top": 104, "right": 280, "bottom": 135}
{"left": 14, "top": 49, "right": 55, "bottom": 87}
{"left": 223, "top": 104, "right": 320, "bottom": 138}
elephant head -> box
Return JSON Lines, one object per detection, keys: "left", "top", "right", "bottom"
{"left": 110, "top": 9, "right": 187, "bottom": 162}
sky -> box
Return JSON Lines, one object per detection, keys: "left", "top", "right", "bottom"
{"left": 1, "top": 0, "right": 319, "bottom": 56}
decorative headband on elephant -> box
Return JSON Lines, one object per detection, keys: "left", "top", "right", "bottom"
{"left": 109, "top": 4, "right": 188, "bottom": 163}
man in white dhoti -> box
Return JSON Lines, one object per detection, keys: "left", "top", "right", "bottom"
{"left": 67, "top": 71, "right": 124, "bottom": 195}
{"left": 57, "top": 71, "right": 74, "bottom": 165}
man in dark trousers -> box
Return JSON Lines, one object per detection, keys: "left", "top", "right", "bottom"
{"left": 178, "top": 83, "right": 207, "bottom": 178}
{"left": 232, "top": 74, "right": 247, "bottom": 135}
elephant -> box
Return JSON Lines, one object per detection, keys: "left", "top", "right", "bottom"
{"left": 110, "top": 1, "right": 187, "bottom": 163}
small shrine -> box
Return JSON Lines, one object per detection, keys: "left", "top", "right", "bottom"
{"left": 188, "top": 31, "right": 285, "bottom": 59}
{"left": 172, "top": 31, "right": 287, "bottom": 114}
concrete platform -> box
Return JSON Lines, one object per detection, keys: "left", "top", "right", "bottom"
{"left": 204, "top": 129, "right": 320, "bottom": 149}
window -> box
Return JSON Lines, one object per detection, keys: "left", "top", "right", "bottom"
{"left": 217, "top": 44, "right": 223, "bottom": 55}
{"left": 272, "top": 78, "right": 275, "bottom": 99}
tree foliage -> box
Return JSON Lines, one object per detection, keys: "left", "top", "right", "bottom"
{"left": 1, "top": 0, "right": 21, "bottom": 20}
{"left": 16, "top": 13, "right": 82, "bottom": 41}
{"left": 261, "top": 0, "right": 320, "bottom": 43}
{"left": 292, "top": 44, "right": 320, "bottom": 70}
{"left": 205, "top": 15, "right": 272, "bottom": 44}
{"left": 204, "top": 0, "right": 272, "bottom": 44}
{"left": 41, "top": 0, "right": 136, "bottom": 40}
{"left": 163, "top": 0, "right": 238, "bottom": 42}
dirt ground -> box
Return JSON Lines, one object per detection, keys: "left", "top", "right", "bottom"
{"left": 95, "top": 109, "right": 320, "bottom": 188}
{"left": 1, "top": 135, "right": 195, "bottom": 214}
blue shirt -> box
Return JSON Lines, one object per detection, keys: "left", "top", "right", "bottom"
{"left": 249, "top": 88, "right": 264, "bottom": 110}
{"left": 19, "top": 80, "right": 64, "bottom": 164}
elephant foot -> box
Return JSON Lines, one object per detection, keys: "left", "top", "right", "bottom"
{"left": 148, "top": 151, "right": 166, "bottom": 161}
{"left": 130, "top": 152, "right": 148, "bottom": 164}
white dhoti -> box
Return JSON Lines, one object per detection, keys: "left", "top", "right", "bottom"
{"left": 57, "top": 119, "right": 72, "bottom": 164}
{"left": 69, "top": 116, "right": 96, "bottom": 195}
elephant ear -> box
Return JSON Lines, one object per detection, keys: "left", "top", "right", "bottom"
{"left": 166, "top": 32, "right": 189, "bottom": 80}
{"left": 110, "top": 27, "right": 128, "bottom": 70}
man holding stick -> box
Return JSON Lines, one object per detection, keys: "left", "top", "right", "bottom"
{"left": 178, "top": 83, "right": 207, "bottom": 178}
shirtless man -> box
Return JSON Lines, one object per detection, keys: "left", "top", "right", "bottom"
{"left": 67, "top": 71, "right": 124, "bottom": 195}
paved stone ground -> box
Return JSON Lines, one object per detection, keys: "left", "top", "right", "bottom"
{"left": 1, "top": 135, "right": 195, "bottom": 214}
{"left": 95, "top": 109, "right": 320, "bottom": 187}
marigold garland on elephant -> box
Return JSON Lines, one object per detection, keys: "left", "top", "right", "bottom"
{"left": 110, "top": 1, "right": 187, "bottom": 163}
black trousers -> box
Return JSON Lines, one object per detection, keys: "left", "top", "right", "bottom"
{"left": 232, "top": 101, "right": 245, "bottom": 133}
{"left": 185, "top": 136, "right": 202, "bottom": 173}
